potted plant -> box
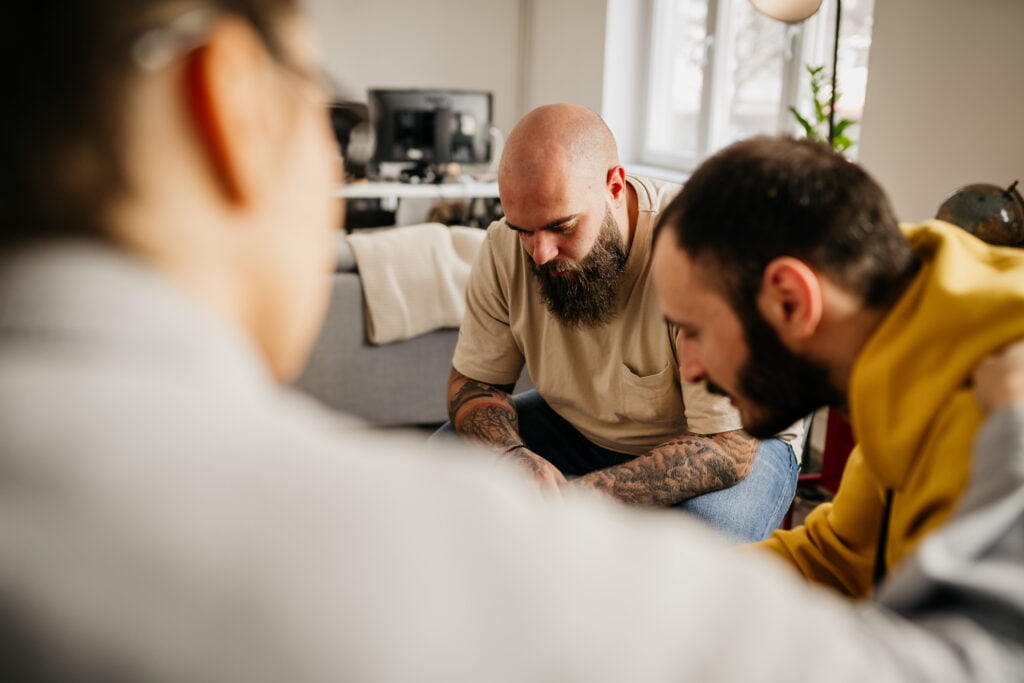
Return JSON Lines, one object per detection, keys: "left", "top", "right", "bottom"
{"left": 789, "top": 64, "right": 855, "bottom": 153}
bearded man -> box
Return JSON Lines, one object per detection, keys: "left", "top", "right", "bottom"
{"left": 439, "top": 105, "right": 803, "bottom": 542}
{"left": 651, "top": 135, "right": 1024, "bottom": 596}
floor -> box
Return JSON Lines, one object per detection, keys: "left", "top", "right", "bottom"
{"left": 788, "top": 486, "right": 835, "bottom": 528}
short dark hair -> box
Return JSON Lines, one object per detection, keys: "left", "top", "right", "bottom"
{"left": 656, "top": 135, "right": 918, "bottom": 310}
{"left": 0, "top": 0, "right": 297, "bottom": 249}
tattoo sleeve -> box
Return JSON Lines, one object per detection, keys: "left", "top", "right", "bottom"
{"left": 571, "top": 430, "right": 760, "bottom": 506}
{"left": 447, "top": 367, "right": 522, "bottom": 451}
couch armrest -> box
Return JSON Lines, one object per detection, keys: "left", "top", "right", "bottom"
{"left": 294, "top": 272, "right": 458, "bottom": 425}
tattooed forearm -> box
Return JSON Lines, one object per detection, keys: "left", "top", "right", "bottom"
{"left": 459, "top": 406, "right": 523, "bottom": 450}
{"left": 571, "top": 430, "right": 759, "bottom": 506}
{"left": 447, "top": 367, "right": 521, "bottom": 449}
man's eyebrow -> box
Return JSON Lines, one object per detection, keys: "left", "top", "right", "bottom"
{"left": 506, "top": 215, "right": 579, "bottom": 233}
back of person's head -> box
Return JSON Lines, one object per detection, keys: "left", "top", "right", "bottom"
{"left": 0, "top": 0, "right": 296, "bottom": 249}
{"left": 656, "top": 135, "right": 917, "bottom": 311}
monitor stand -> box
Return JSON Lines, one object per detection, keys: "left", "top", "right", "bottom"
{"left": 399, "top": 162, "right": 449, "bottom": 185}
{"left": 398, "top": 106, "right": 454, "bottom": 184}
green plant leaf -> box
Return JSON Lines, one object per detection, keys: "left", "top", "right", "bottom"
{"left": 788, "top": 106, "right": 816, "bottom": 138}
{"left": 833, "top": 134, "right": 853, "bottom": 152}
{"left": 833, "top": 119, "right": 855, "bottom": 137}
{"left": 790, "top": 62, "right": 857, "bottom": 155}
{"left": 813, "top": 96, "right": 826, "bottom": 124}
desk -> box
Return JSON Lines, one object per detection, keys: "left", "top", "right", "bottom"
{"left": 338, "top": 179, "right": 501, "bottom": 228}
{"left": 338, "top": 179, "right": 499, "bottom": 207}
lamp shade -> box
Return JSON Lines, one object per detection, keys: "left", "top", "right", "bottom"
{"left": 749, "top": 0, "right": 823, "bottom": 23}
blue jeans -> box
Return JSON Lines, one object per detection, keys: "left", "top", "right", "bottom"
{"left": 433, "top": 390, "right": 799, "bottom": 543}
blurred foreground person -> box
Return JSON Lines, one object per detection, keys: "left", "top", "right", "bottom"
{"left": 0, "top": 2, "right": 1021, "bottom": 681}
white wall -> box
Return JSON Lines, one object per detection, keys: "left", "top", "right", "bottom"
{"left": 520, "top": 0, "right": 609, "bottom": 113}
{"left": 304, "top": 0, "right": 523, "bottom": 135}
{"left": 303, "top": 0, "right": 616, "bottom": 151}
{"left": 303, "top": 0, "right": 1024, "bottom": 218}
{"left": 602, "top": 0, "right": 647, "bottom": 164}
{"left": 858, "top": 0, "right": 1024, "bottom": 222}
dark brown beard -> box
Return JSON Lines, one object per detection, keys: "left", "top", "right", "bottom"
{"left": 733, "top": 302, "right": 845, "bottom": 439}
{"left": 530, "top": 207, "right": 628, "bottom": 327}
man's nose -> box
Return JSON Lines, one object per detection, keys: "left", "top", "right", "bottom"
{"left": 530, "top": 232, "right": 559, "bottom": 266}
{"left": 677, "top": 340, "right": 708, "bottom": 383}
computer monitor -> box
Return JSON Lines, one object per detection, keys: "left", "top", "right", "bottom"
{"left": 368, "top": 88, "right": 493, "bottom": 181}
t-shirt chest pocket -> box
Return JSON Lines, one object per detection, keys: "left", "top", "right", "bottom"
{"left": 613, "top": 361, "right": 683, "bottom": 425}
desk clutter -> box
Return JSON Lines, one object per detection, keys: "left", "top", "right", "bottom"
{"left": 329, "top": 87, "right": 504, "bottom": 230}
{"left": 340, "top": 180, "right": 502, "bottom": 230}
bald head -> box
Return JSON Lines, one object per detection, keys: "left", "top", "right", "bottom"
{"left": 497, "top": 105, "right": 634, "bottom": 270}
{"left": 499, "top": 104, "right": 619, "bottom": 198}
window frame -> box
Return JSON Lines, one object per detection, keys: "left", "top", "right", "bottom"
{"left": 637, "top": 0, "right": 818, "bottom": 173}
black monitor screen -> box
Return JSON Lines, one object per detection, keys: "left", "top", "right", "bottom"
{"left": 369, "top": 89, "right": 493, "bottom": 168}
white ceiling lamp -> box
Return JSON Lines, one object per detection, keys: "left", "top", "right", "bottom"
{"left": 748, "top": 0, "right": 823, "bottom": 23}
{"left": 750, "top": 0, "right": 843, "bottom": 145}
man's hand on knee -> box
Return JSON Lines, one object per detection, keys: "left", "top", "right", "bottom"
{"left": 503, "top": 446, "right": 567, "bottom": 497}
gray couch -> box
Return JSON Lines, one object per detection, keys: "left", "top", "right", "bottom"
{"left": 293, "top": 235, "right": 530, "bottom": 426}
{"left": 293, "top": 238, "right": 458, "bottom": 425}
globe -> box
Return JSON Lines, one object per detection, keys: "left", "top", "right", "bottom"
{"left": 936, "top": 181, "right": 1024, "bottom": 247}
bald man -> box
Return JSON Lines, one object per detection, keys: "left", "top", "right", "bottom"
{"left": 441, "top": 105, "right": 804, "bottom": 541}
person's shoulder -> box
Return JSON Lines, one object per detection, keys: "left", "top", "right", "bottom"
{"left": 260, "top": 390, "right": 538, "bottom": 498}
{"left": 482, "top": 217, "right": 516, "bottom": 246}
{"left": 627, "top": 174, "right": 683, "bottom": 212}
{"left": 906, "top": 220, "right": 1024, "bottom": 273}
{"left": 629, "top": 174, "right": 682, "bottom": 192}
{"left": 478, "top": 217, "right": 525, "bottom": 270}
{"left": 236, "top": 388, "right": 466, "bottom": 478}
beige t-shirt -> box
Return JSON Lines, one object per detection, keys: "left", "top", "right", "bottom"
{"left": 453, "top": 175, "right": 744, "bottom": 456}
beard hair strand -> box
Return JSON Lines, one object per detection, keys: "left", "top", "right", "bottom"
{"left": 531, "top": 207, "right": 628, "bottom": 327}
{"left": 735, "top": 302, "right": 845, "bottom": 439}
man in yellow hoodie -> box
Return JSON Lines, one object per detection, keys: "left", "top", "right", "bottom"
{"left": 651, "top": 135, "right": 1024, "bottom": 598}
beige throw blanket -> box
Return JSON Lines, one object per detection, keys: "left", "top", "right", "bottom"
{"left": 347, "top": 223, "right": 486, "bottom": 345}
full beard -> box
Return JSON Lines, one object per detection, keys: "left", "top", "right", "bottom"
{"left": 719, "top": 303, "right": 846, "bottom": 439}
{"left": 531, "top": 207, "right": 628, "bottom": 327}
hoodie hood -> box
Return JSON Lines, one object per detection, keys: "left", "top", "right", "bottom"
{"left": 850, "top": 220, "right": 1024, "bottom": 489}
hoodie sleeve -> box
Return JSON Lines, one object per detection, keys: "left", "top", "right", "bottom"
{"left": 754, "top": 445, "right": 883, "bottom": 597}
{"left": 753, "top": 389, "right": 981, "bottom": 598}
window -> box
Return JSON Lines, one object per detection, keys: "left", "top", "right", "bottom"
{"left": 639, "top": 0, "right": 875, "bottom": 172}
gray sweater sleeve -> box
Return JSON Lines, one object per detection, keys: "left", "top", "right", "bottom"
{"left": 867, "top": 405, "right": 1024, "bottom": 680}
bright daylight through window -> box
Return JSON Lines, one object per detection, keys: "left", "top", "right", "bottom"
{"left": 641, "top": 0, "right": 875, "bottom": 172}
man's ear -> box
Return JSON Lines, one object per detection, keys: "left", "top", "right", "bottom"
{"left": 757, "top": 256, "right": 823, "bottom": 343}
{"left": 183, "top": 16, "right": 273, "bottom": 206}
{"left": 606, "top": 165, "right": 627, "bottom": 204}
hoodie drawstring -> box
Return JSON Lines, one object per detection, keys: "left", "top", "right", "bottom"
{"left": 873, "top": 488, "right": 894, "bottom": 587}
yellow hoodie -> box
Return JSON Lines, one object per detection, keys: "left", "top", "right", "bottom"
{"left": 757, "top": 220, "right": 1024, "bottom": 598}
